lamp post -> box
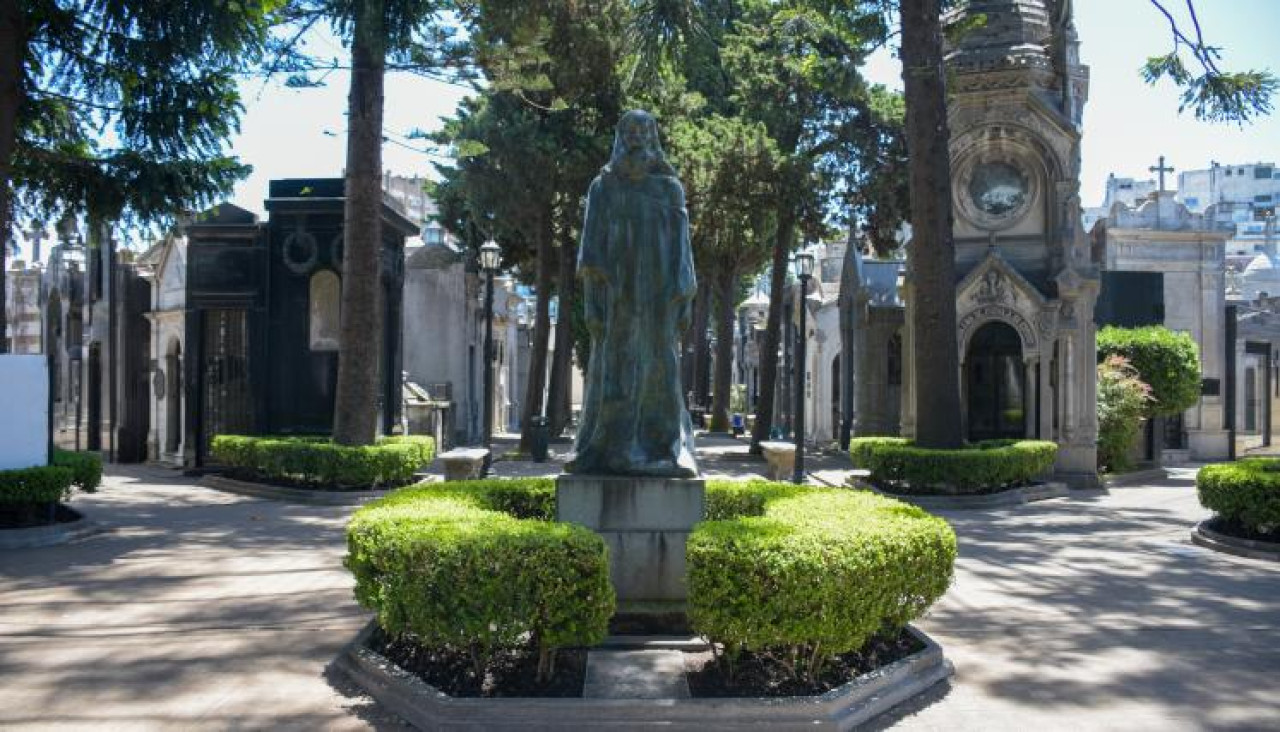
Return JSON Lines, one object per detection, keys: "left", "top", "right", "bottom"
{"left": 479, "top": 240, "right": 502, "bottom": 476}
{"left": 792, "top": 251, "right": 815, "bottom": 484}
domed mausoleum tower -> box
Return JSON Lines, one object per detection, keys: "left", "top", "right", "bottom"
{"left": 902, "top": 0, "right": 1099, "bottom": 485}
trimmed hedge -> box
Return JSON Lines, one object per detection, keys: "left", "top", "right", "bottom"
{"left": 52, "top": 449, "right": 102, "bottom": 493}
{"left": 345, "top": 479, "right": 612, "bottom": 682}
{"left": 0, "top": 465, "right": 75, "bottom": 504}
{"left": 1197, "top": 460, "right": 1280, "bottom": 534}
{"left": 688, "top": 482, "right": 956, "bottom": 682}
{"left": 211, "top": 434, "right": 436, "bottom": 489}
{"left": 849, "top": 437, "right": 1058, "bottom": 494}
{"left": 1097, "top": 326, "right": 1201, "bottom": 418}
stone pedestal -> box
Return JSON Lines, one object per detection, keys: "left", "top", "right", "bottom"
{"left": 556, "top": 475, "right": 705, "bottom": 602}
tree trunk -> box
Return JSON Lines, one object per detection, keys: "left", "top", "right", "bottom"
{"left": 709, "top": 266, "right": 738, "bottom": 432}
{"left": 0, "top": 0, "right": 25, "bottom": 355}
{"left": 900, "top": 0, "right": 962, "bottom": 448}
{"left": 749, "top": 212, "right": 797, "bottom": 453}
{"left": 520, "top": 218, "right": 554, "bottom": 451}
{"left": 691, "top": 278, "right": 711, "bottom": 406}
{"left": 332, "top": 0, "right": 386, "bottom": 446}
{"left": 546, "top": 230, "right": 576, "bottom": 437}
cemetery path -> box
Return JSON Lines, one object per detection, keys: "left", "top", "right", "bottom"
{"left": 0, "top": 463, "right": 1275, "bottom": 730}
{"left": 877, "top": 466, "right": 1280, "bottom": 732}
{"left": 0, "top": 464, "right": 403, "bottom": 731}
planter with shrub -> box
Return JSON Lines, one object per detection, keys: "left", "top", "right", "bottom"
{"left": 0, "top": 450, "right": 102, "bottom": 537}
{"left": 1194, "top": 460, "right": 1280, "bottom": 557}
{"left": 345, "top": 478, "right": 612, "bottom": 693}
{"left": 688, "top": 481, "right": 956, "bottom": 688}
{"left": 210, "top": 434, "right": 435, "bottom": 490}
{"left": 849, "top": 437, "right": 1058, "bottom": 496}
{"left": 343, "top": 478, "right": 955, "bottom": 704}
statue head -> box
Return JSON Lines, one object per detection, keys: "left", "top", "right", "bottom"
{"left": 607, "top": 109, "right": 676, "bottom": 181}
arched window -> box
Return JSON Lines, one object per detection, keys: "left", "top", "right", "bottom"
{"left": 309, "top": 270, "right": 341, "bottom": 351}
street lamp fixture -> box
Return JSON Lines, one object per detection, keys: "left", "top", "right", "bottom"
{"left": 791, "top": 251, "right": 816, "bottom": 484}
{"left": 479, "top": 239, "right": 502, "bottom": 476}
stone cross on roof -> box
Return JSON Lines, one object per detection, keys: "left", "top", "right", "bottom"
{"left": 25, "top": 226, "right": 48, "bottom": 263}
{"left": 1149, "top": 155, "right": 1175, "bottom": 194}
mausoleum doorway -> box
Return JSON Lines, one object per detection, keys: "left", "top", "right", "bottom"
{"left": 965, "top": 321, "right": 1026, "bottom": 442}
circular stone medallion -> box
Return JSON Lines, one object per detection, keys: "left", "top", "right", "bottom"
{"left": 969, "top": 162, "right": 1028, "bottom": 217}
{"left": 956, "top": 156, "right": 1037, "bottom": 231}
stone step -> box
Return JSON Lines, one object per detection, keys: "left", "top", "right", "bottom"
{"left": 599, "top": 634, "right": 709, "bottom": 651}
{"left": 582, "top": 649, "right": 690, "bottom": 699}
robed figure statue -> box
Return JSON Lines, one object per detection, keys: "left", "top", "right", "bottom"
{"left": 566, "top": 110, "right": 699, "bottom": 478}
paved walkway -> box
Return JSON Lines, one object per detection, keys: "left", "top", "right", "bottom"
{"left": 1, "top": 462, "right": 1276, "bottom": 730}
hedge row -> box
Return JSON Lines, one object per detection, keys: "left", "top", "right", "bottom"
{"left": 53, "top": 449, "right": 102, "bottom": 493}
{"left": 211, "top": 434, "right": 436, "bottom": 489}
{"left": 1197, "top": 460, "right": 1280, "bottom": 534}
{"left": 0, "top": 465, "right": 75, "bottom": 505}
{"left": 849, "top": 437, "right": 1058, "bottom": 494}
{"left": 689, "top": 482, "right": 956, "bottom": 681}
{"left": 346, "top": 480, "right": 611, "bottom": 682}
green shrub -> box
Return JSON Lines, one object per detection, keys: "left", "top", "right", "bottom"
{"left": 848, "top": 437, "right": 1057, "bottom": 494}
{"left": 1097, "top": 326, "right": 1201, "bottom": 418}
{"left": 52, "top": 449, "right": 103, "bottom": 493}
{"left": 848, "top": 436, "right": 910, "bottom": 469}
{"left": 703, "top": 479, "right": 804, "bottom": 520}
{"left": 345, "top": 479, "right": 613, "bottom": 682}
{"left": 1096, "top": 356, "right": 1153, "bottom": 472}
{"left": 688, "top": 482, "right": 956, "bottom": 682}
{"left": 0, "top": 465, "right": 75, "bottom": 504}
{"left": 1197, "top": 460, "right": 1280, "bottom": 533}
{"left": 210, "top": 434, "right": 435, "bottom": 489}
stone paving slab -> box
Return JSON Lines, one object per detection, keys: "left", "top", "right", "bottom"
{"left": 583, "top": 649, "right": 691, "bottom": 699}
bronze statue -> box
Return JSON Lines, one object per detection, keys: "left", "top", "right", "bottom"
{"left": 566, "top": 110, "right": 699, "bottom": 478}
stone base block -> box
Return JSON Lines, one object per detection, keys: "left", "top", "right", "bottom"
{"left": 1055, "top": 444, "right": 1099, "bottom": 489}
{"left": 438, "top": 448, "right": 488, "bottom": 481}
{"left": 1189, "top": 430, "right": 1230, "bottom": 461}
{"left": 556, "top": 475, "right": 704, "bottom": 602}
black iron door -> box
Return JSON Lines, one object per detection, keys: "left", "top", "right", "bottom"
{"left": 201, "top": 309, "right": 253, "bottom": 454}
{"left": 966, "top": 322, "right": 1026, "bottom": 442}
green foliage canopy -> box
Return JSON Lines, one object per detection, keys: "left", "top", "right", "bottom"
{"left": 1097, "top": 326, "right": 1201, "bottom": 418}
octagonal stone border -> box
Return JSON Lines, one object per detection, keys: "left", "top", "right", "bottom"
{"left": 0, "top": 507, "right": 101, "bottom": 549}
{"left": 864, "top": 481, "right": 1069, "bottom": 511}
{"left": 335, "top": 621, "right": 952, "bottom": 730}
{"left": 1191, "top": 520, "right": 1280, "bottom": 562}
{"left": 200, "top": 474, "right": 393, "bottom": 506}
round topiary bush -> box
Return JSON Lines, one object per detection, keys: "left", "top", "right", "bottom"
{"left": 849, "top": 437, "right": 1058, "bottom": 495}
{"left": 689, "top": 481, "right": 956, "bottom": 682}
{"left": 345, "top": 479, "right": 613, "bottom": 683}
{"left": 1197, "top": 460, "right": 1280, "bottom": 536}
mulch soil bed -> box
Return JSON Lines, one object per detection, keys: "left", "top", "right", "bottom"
{"left": 0, "top": 503, "right": 80, "bottom": 530}
{"left": 684, "top": 629, "right": 923, "bottom": 698}
{"left": 1206, "top": 516, "right": 1280, "bottom": 545}
{"left": 369, "top": 627, "right": 587, "bottom": 698}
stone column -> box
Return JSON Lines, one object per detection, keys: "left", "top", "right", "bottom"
{"left": 1039, "top": 340, "right": 1054, "bottom": 440}
{"left": 1024, "top": 356, "right": 1038, "bottom": 437}
{"left": 900, "top": 285, "right": 917, "bottom": 439}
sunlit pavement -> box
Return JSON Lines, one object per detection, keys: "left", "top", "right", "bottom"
{"left": 1, "top": 462, "right": 1276, "bottom": 730}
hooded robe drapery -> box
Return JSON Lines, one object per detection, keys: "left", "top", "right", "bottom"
{"left": 567, "top": 160, "right": 699, "bottom": 477}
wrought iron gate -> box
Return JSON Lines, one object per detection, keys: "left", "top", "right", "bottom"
{"left": 201, "top": 309, "right": 253, "bottom": 454}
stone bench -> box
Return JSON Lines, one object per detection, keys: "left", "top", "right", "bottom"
{"left": 438, "top": 448, "right": 489, "bottom": 481}
{"left": 758, "top": 441, "right": 796, "bottom": 481}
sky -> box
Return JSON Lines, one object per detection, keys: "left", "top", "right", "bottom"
{"left": 11, "top": 2, "right": 1280, "bottom": 262}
